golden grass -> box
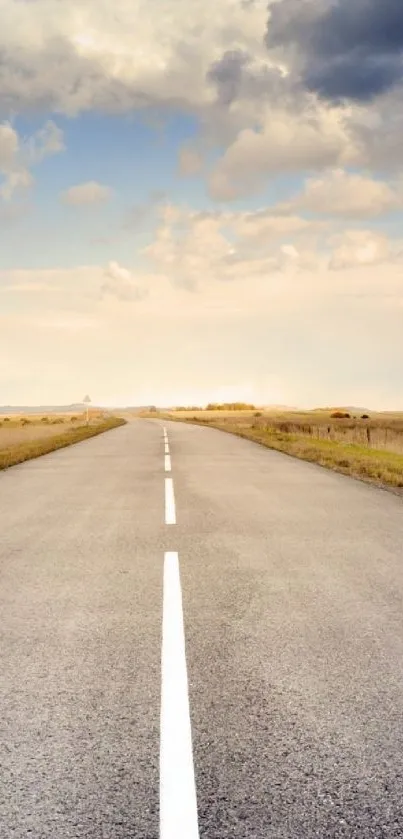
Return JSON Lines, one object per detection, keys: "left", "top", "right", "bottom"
{"left": 145, "top": 410, "right": 403, "bottom": 492}
{"left": 0, "top": 417, "right": 126, "bottom": 471}
{"left": 0, "top": 423, "right": 73, "bottom": 448}
{"left": 0, "top": 411, "right": 110, "bottom": 443}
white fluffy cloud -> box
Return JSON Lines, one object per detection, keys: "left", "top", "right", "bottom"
{"left": 0, "top": 261, "right": 151, "bottom": 308}
{"left": 329, "top": 230, "right": 400, "bottom": 270}
{"left": 286, "top": 169, "right": 403, "bottom": 218}
{"left": 232, "top": 212, "right": 314, "bottom": 241}
{"left": 101, "top": 261, "right": 148, "bottom": 301}
{"left": 0, "top": 119, "right": 64, "bottom": 202}
{"left": 144, "top": 203, "right": 329, "bottom": 287}
{"left": 0, "top": 122, "right": 30, "bottom": 201}
{"left": 0, "top": 122, "right": 19, "bottom": 169}
{"left": 142, "top": 201, "right": 403, "bottom": 287}
{"left": 27, "top": 120, "right": 65, "bottom": 164}
{"left": 208, "top": 106, "right": 358, "bottom": 200}
{"left": 0, "top": 168, "right": 33, "bottom": 201}
{"left": 0, "top": 0, "right": 269, "bottom": 115}
{"left": 61, "top": 181, "right": 112, "bottom": 205}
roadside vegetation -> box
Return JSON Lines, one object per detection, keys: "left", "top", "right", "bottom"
{"left": 0, "top": 414, "right": 125, "bottom": 471}
{"left": 140, "top": 407, "right": 403, "bottom": 492}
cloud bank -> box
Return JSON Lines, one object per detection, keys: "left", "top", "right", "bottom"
{"left": 266, "top": 0, "right": 403, "bottom": 102}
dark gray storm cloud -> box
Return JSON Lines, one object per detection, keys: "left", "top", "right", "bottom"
{"left": 266, "top": 0, "right": 403, "bottom": 102}
{"left": 207, "top": 48, "right": 292, "bottom": 106}
{"left": 207, "top": 50, "right": 250, "bottom": 106}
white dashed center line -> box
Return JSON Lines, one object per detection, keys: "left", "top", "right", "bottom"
{"left": 165, "top": 477, "right": 176, "bottom": 525}
{"left": 160, "top": 551, "right": 199, "bottom": 839}
{"left": 165, "top": 454, "right": 172, "bottom": 472}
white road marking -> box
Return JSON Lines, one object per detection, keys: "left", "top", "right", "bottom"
{"left": 165, "top": 454, "right": 172, "bottom": 472}
{"left": 165, "top": 443, "right": 170, "bottom": 454}
{"left": 165, "top": 478, "right": 176, "bottom": 525}
{"left": 160, "top": 552, "right": 199, "bottom": 839}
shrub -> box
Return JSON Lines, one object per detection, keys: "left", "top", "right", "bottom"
{"left": 3, "top": 417, "right": 10, "bottom": 422}
{"left": 254, "top": 411, "right": 262, "bottom": 417}
{"left": 331, "top": 411, "right": 351, "bottom": 419}
{"left": 21, "top": 418, "right": 30, "bottom": 426}
{"left": 361, "top": 414, "right": 370, "bottom": 420}
{"left": 70, "top": 416, "right": 78, "bottom": 422}
{"left": 41, "top": 416, "right": 49, "bottom": 423}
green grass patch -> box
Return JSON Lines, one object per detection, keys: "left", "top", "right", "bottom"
{"left": 0, "top": 417, "right": 126, "bottom": 471}
{"left": 240, "top": 428, "right": 403, "bottom": 488}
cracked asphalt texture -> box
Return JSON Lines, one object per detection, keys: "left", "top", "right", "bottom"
{"left": 1, "top": 418, "right": 403, "bottom": 837}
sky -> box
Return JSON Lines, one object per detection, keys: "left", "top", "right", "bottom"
{"left": 1, "top": 0, "right": 403, "bottom": 409}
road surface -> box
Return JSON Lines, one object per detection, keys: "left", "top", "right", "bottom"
{"left": 1, "top": 418, "right": 403, "bottom": 838}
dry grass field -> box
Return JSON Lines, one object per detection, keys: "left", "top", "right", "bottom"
{"left": 0, "top": 413, "right": 125, "bottom": 470}
{"left": 141, "top": 407, "right": 403, "bottom": 492}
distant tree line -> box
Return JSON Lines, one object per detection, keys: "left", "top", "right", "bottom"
{"left": 206, "top": 402, "right": 256, "bottom": 411}
{"left": 174, "top": 403, "right": 256, "bottom": 411}
{"left": 175, "top": 406, "right": 203, "bottom": 411}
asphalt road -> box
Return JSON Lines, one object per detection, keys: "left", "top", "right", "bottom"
{"left": 1, "top": 418, "right": 403, "bottom": 838}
